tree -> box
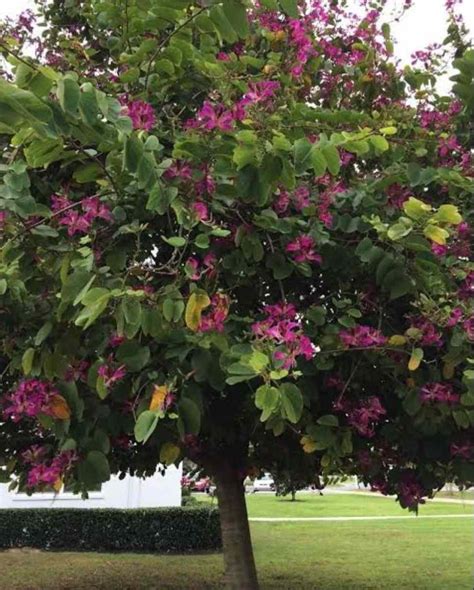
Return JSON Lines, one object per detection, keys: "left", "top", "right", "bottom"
{"left": 0, "top": 1, "right": 473, "bottom": 588}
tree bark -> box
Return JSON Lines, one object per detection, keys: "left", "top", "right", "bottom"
{"left": 214, "top": 464, "right": 259, "bottom": 590}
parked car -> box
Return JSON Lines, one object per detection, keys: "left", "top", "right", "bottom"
{"left": 192, "top": 477, "right": 212, "bottom": 493}
{"left": 249, "top": 474, "right": 275, "bottom": 493}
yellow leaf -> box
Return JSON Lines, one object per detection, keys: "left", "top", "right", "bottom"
{"left": 389, "top": 335, "right": 407, "bottom": 346}
{"left": 53, "top": 478, "right": 63, "bottom": 493}
{"left": 50, "top": 394, "right": 71, "bottom": 420}
{"left": 443, "top": 362, "right": 455, "bottom": 380}
{"left": 434, "top": 204, "right": 462, "bottom": 226}
{"left": 301, "top": 436, "right": 317, "bottom": 454}
{"left": 424, "top": 224, "right": 449, "bottom": 245}
{"left": 150, "top": 385, "right": 168, "bottom": 411}
{"left": 160, "top": 442, "right": 180, "bottom": 465}
{"left": 408, "top": 348, "right": 424, "bottom": 372}
{"left": 185, "top": 291, "right": 211, "bottom": 332}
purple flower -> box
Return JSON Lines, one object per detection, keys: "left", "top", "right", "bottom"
{"left": 127, "top": 100, "right": 156, "bottom": 131}
{"left": 348, "top": 396, "right": 386, "bottom": 437}
{"left": 286, "top": 235, "right": 322, "bottom": 264}
{"left": 98, "top": 358, "right": 127, "bottom": 388}
{"left": 3, "top": 379, "right": 60, "bottom": 422}
{"left": 188, "top": 101, "right": 235, "bottom": 132}
{"left": 192, "top": 201, "right": 209, "bottom": 222}
{"left": 339, "top": 326, "right": 387, "bottom": 348}
{"left": 420, "top": 382, "right": 459, "bottom": 404}
{"left": 463, "top": 317, "right": 474, "bottom": 341}
{"left": 447, "top": 307, "right": 463, "bottom": 327}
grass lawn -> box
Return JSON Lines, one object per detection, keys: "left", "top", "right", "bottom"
{"left": 196, "top": 490, "right": 473, "bottom": 517}
{"left": 0, "top": 493, "right": 472, "bottom": 590}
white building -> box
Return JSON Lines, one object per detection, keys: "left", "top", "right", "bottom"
{"left": 0, "top": 466, "right": 182, "bottom": 509}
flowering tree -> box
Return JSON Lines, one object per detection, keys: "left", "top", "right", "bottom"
{"left": 0, "top": 0, "right": 473, "bottom": 587}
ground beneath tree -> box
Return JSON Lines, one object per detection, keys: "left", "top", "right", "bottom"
{"left": 1, "top": 494, "right": 472, "bottom": 589}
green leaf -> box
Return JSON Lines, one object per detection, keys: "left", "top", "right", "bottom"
{"left": 78, "top": 451, "right": 111, "bottom": 486}
{"left": 317, "top": 414, "right": 339, "bottom": 427}
{"left": 424, "top": 224, "right": 449, "bottom": 246}
{"left": 322, "top": 145, "right": 340, "bottom": 175}
{"left": 280, "top": 383, "right": 304, "bottom": 424}
{"left": 222, "top": 0, "right": 249, "bottom": 38}
{"left": 279, "top": 0, "right": 299, "bottom": 17}
{"left": 123, "top": 135, "right": 143, "bottom": 174}
{"left": 210, "top": 6, "right": 238, "bottom": 43}
{"left": 178, "top": 397, "right": 201, "bottom": 435}
{"left": 22, "top": 348, "right": 35, "bottom": 375}
{"left": 24, "top": 138, "right": 64, "bottom": 168}
{"left": 57, "top": 77, "right": 80, "bottom": 115}
{"left": 255, "top": 384, "right": 280, "bottom": 413}
{"left": 160, "top": 442, "right": 181, "bottom": 465}
{"left": 432, "top": 204, "right": 463, "bottom": 225}
{"left": 403, "top": 197, "right": 432, "bottom": 220}
{"left": 116, "top": 342, "right": 150, "bottom": 371}
{"left": 247, "top": 350, "right": 269, "bottom": 373}
{"left": 134, "top": 410, "right": 159, "bottom": 443}
{"left": 34, "top": 321, "right": 53, "bottom": 346}
{"left": 294, "top": 138, "right": 313, "bottom": 174}
{"left": 162, "top": 236, "right": 186, "bottom": 247}
{"left": 311, "top": 148, "right": 327, "bottom": 177}
{"left": 370, "top": 135, "right": 389, "bottom": 152}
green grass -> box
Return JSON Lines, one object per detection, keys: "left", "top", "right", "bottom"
{"left": 196, "top": 490, "right": 472, "bottom": 517}
{"left": 1, "top": 493, "right": 472, "bottom": 589}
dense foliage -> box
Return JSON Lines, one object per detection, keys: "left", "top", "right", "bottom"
{"left": 0, "top": 0, "right": 473, "bottom": 527}
{"left": 0, "top": 506, "right": 221, "bottom": 552}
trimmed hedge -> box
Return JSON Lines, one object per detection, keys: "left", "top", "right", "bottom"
{"left": 0, "top": 507, "right": 221, "bottom": 553}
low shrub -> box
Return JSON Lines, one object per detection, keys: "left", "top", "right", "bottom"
{"left": 0, "top": 507, "right": 221, "bottom": 553}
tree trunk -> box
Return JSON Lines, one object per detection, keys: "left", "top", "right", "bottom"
{"left": 214, "top": 465, "right": 259, "bottom": 590}
{"left": 291, "top": 489, "right": 296, "bottom": 501}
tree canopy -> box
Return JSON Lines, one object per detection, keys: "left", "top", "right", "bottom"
{"left": 0, "top": 0, "right": 473, "bottom": 586}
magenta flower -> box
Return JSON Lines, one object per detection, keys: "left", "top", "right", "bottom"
{"left": 410, "top": 317, "right": 443, "bottom": 347}
{"left": 446, "top": 307, "right": 463, "bottom": 327}
{"left": 286, "top": 235, "right": 322, "bottom": 264}
{"left": 192, "top": 201, "right": 209, "bottom": 222}
{"left": 98, "top": 358, "right": 127, "bottom": 388}
{"left": 65, "top": 360, "right": 90, "bottom": 382}
{"left": 339, "top": 325, "right": 387, "bottom": 348}
{"left": 420, "top": 382, "right": 459, "bottom": 404}
{"left": 397, "top": 472, "right": 426, "bottom": 510}
{"left": 252, "top": 302, "right": 315, "bottom": 368}
{"left": 347, "top": 396, "right": 386, "bottom": 437}
{"left": 189, "top": 101, "right": 235, "bottom": 132}
{"left": 26, "top": 450, "right": 77, "bottom": 489}
{"left": 127, "top": 100, "right": 156, "bottom": 131}
{"left": 186, "top": 257, "right": 200, "bottom": 281}
{"left": 463, "top": 317, "right": 474, "bottom": 341}
{"left": 59, "top": 210, "right": 92, "bottom": 236}
{"left": 450, "top": 441, "right": 473, "bottom": 460}
{"left": 82, "top": 196, "right": 113, "bottom": 222}
{"left": 198, "top": 293, "right": 230, "bottom": 333}
{"left": 164, "top": 160, "right": 193, "bottom": 181}
{"left": 0, "top": 211, "right": 7, "bottom": 230}
{"left": 109, "top": 333, "right": 126, "bottom": 348}
{"left": 3, "top": 379, "right": 60, "bottom": 422}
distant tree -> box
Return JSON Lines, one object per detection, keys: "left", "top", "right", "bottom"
{"left": 0, "top": 1, "right": 473, "bottom": 588}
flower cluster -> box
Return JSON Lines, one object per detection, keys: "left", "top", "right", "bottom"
{"left": 419, "top": 382, "right": 460, "bottom": 405}
{"left": 347, "top": 396, "right": 386, "bottom": 438}
{"left": 126, "top": 99, "right": 156, "bottom": 131}
{"left": 23, "top": 447, "right": 77, "bottom": 489}
{"left": 274, "top": 186, "right": 311, "bottom": 215}
{"left": 397, "top": 472, "right": 427, "bottom": 510}
{"left": 3, "top": 379, "right": 60, "bottom": 422}
{"left": 409, "top": 317, "right": 443, "bottom": 347}
{"left": 450, "top": 440, "right": 474, "bottom": 460}
{"left": 198, "top": 293, "right": 230, "bottom": 333}
{"left": 51, "top": 195, "right": 112, "bottom": 237}
{"left": 186, "top": 254, "right": 217, "bottom": 281}
{"left": 286, "top": 235, "right": 322, "bottom": 264}
{"left": 186, "top": 101, "right": 236, "bottom": 132}
{"left": 98, "top": 355, "right": 127, "bottom": 388}
{"left": 252, "top": 302, "right": 315, "bottom": 369}
{"left": 339, "top": 325, "right": 387, "bottom": 348}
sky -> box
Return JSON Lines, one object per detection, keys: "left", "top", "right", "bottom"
{"left": 0, "top": 0, "right": 473, "bottom": 70}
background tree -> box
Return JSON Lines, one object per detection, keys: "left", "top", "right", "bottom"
{"left": 0, "top": 1, "right": 473, "bottom": 588}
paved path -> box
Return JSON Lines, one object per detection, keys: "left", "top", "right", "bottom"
{"left": 249, "top": 514, "right": 473, "bottom": 522}
{"left": 325, "top": 489, "right": 474, "bottom": 506}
